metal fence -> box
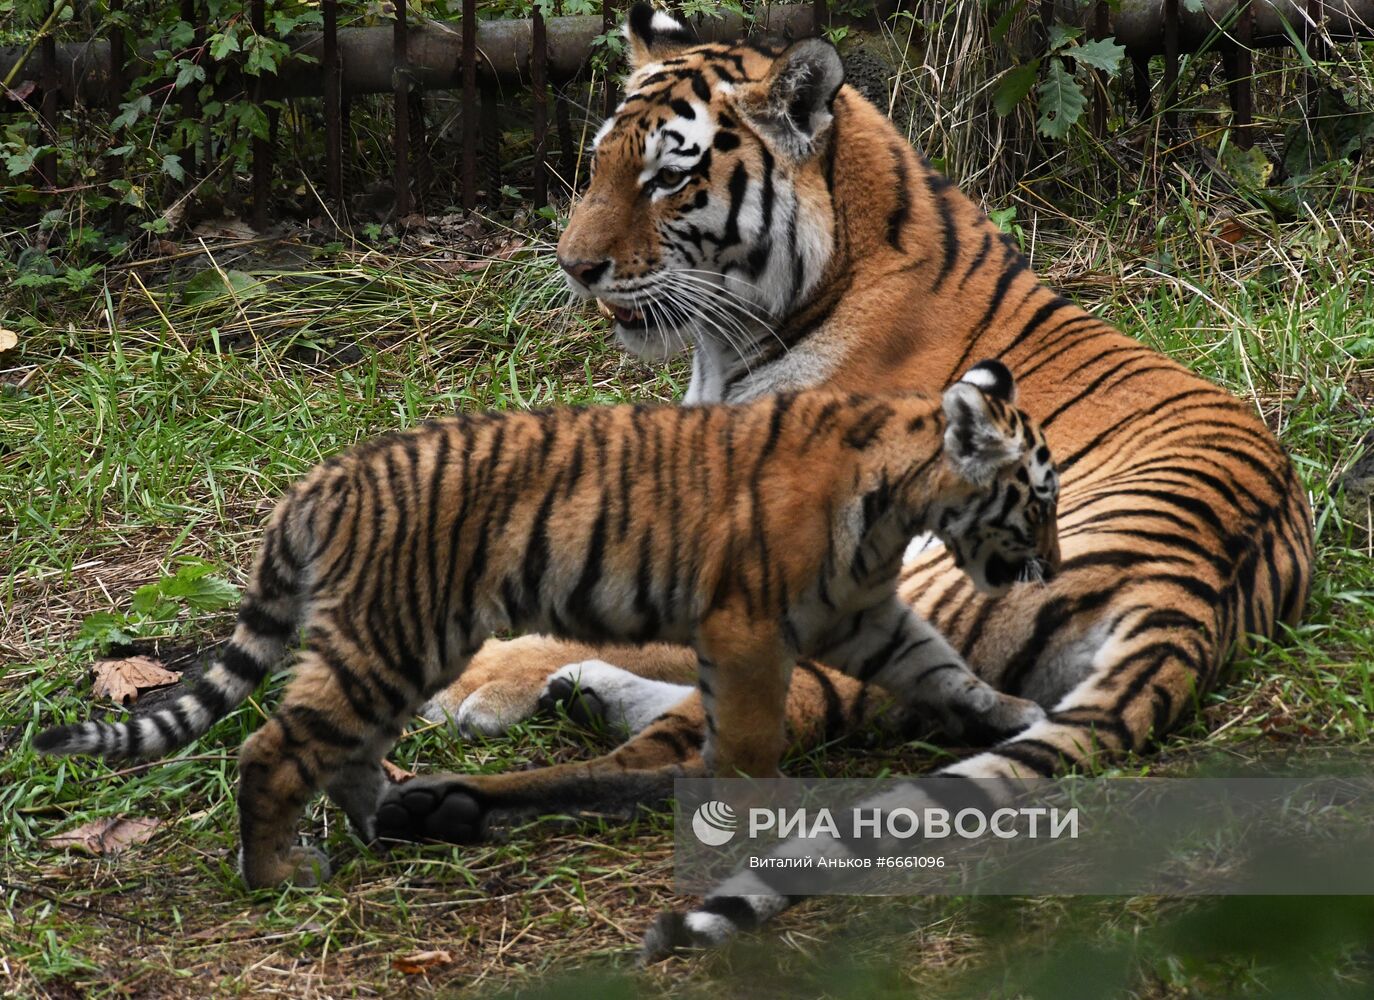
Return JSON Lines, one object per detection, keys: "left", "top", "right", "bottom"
{"left": 2, "top": 1, "right": 1372, "bottom": 228}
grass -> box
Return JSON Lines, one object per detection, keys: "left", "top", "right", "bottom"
{"left": 3, "top": 137, "right": 1374, "bottom": 1000}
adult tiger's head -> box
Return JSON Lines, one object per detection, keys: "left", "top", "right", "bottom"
{"left": 557, "top": 3, "right": 843, "bottom": 362}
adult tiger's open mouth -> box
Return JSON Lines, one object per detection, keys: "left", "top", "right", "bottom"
{"left": 596, "top": 298, "right": 648, "bottom": 330}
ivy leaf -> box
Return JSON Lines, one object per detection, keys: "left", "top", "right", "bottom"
{"left": 1182, "top": 0, "right": 1205, "bottom": 12}
{"left": 1072, "top": 37, "right": 1127, "bottom": 76}
{"left": 174, "top": 60, "right": 205, "bottom": 91}
{"left": 160, "top": 153, "right": 185, "bottom": 182}
{"left": 1036, "top": 58, "right": 1088, "bottom": 140}
{"left": 208, "top": 31, "right": 240, "bottom": 60}
{"left": 1046, "top": 23, "right": 1083, "bottom": 52}
{"left": 994, "top": 61, "right": 1041, "bottom": 118}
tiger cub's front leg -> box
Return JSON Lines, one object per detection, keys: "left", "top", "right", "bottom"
{"left": 695, "top": 609, "right": 794, "bottom": 779}
{"left": 820, "top": 596, "right": 1045, "bottom": 743}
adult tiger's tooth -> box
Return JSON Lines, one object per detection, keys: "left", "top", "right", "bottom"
{"left": 596, "top": 299, "right": 616, "bottom": 320}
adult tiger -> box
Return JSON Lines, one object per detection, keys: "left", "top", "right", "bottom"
{"left": 376, "top": 3, "right": 1314, "bottom": 954}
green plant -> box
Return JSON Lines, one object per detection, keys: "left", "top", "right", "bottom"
{"left": 73, "top": 558, "right": 240, "bottom": 654}
{"left": 992, "top": 10, "right": 1126, "bottom": 139}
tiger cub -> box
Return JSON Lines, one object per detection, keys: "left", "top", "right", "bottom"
{"left": 34, "top": 359, "right": 1059, "bottom": 889}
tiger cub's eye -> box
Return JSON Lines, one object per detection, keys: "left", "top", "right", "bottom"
{"left": 655, "top": 166, "right": 687, "bottom": 189}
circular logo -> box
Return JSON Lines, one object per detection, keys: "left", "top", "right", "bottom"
{"left": 691, "top": 800, "right": 738, "bottom": 846}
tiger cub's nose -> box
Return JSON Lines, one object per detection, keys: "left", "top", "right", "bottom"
{"left": 560, "top": 259, "right": 611, "bottom": 288}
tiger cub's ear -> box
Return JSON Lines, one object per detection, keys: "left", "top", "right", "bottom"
{"left": 942, "top": 364, "right": 1025, "bottom": 487}
{"left": 625, "top": 3, "right": 696, "bottom": 69}
{"left": 736, "top": 38, "right": 845, "bottom": 161}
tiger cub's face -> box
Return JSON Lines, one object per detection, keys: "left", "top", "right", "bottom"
{"left": 556, "top": 4, "right": 842, "bottom": 361}
{"left": 930, "top": 361, "right": 1061, "bottom": 593}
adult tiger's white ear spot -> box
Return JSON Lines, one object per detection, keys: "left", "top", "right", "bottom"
{"left": 941, "top": 382, "right": 1025, "bottom": 487}
{"left": 958, "top": 358, "right": 1017, "bottom": 405}
{"left": 625, "top": 2, "right": 695, "bottom": 69}
{"left": 737, "top": 37, "right": 845, "bottom": 161}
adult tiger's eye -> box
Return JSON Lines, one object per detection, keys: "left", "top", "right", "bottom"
{"left": 656, "top": 167, "right": 686, "bottom": 188}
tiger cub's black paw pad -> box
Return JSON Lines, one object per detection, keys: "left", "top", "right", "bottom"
{"left": 374, "top": 780, "right": 484, "bottom": 844}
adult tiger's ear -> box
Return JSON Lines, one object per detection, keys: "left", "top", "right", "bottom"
{"left": 736, "top": 38, "right": 845, "bottom": 160}
{"left": 942, "top": 366, "right": 1024, "bottom": 487}
{"left": 624, "top": 3, "right": 696, "bottom": 70}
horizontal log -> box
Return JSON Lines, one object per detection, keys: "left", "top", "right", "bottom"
{"left": 2, "top": 1, "right": 1371, "bottom": 106}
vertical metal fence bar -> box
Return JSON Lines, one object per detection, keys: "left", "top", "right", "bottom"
{"left": 1232, "top": 0, "right": 1254, "bottom": 148}
{"left": 813, "top": 0, "right": 828, "bottom": 34}
{"left": 180, "top": 0, "right": 199, "bottom": 178}
{"left": 479, "top": 76, "right": 501, "bottom": 206}
{"left": 324, "top": 0, "right": 342, "bottom": 206}
{"left": 108, "top": 0, "right": 125, "bottom": 112}
{"left": 1163, "top": 0, "right": 1180, "bottom": 131}
{"left": 461, "top": 0, "right": 477, "bottom": 211}
{"left": 393, "top": 0, "right": 412, "bottom": 217}
{"left": 602, "top": 0, "right": 615, "bottom": 117}
{"left": 1090, "top": 0, "right": 1108, "bottom": 138}
{"left": 1303, "top": 0, "right": 1326, "bottom": 113}
{"left": 532, "top": 2, "right": 548, "bottom": 209}
{"left": 554, "top": 0, "right": 575, "bottom": 184}
{"left": 251, "top": 0, "right": 270, "bottom": 230}
{"left": 38, "top": 2, "right": 58, "bottom": 188}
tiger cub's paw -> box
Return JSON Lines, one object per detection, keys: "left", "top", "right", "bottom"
{"left": 373, "top": 775, "right": 485, "bottom": 845}
{"left": 241, "top": 844, "right": 332, "bottom": 889}
{"left": 418, "top": 681, "right": 544, "bottom": 739}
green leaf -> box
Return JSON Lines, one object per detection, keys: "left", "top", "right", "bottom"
{"left": 162, "top": 572, "right": 240, "bottom": 611}
{"left": 174, "top": 60, "right": 205, "bottom": 90}
{"left": 1036, "top": 58, "right": 1088, "bottom": 140}
{"left": 160, "top": 153, "right": 185, "bottom": 182}
{"left": 1181, "top": 0, "right": 1204, "bottom": 12}
{"left": 994, "top": 61, "right": 1040, "bottom": 118}
{"left": 1072, "top": 37, "right": 1127, "bottom": 76}
{"left": 208, "top": 31, "right": 240, "bottom": 60}
{"left": 73, "top": 612, "right": 134, "bottom": 654}
{"left": 182, "top": 267, "right": 267, "bottom": 305}
{"left": 1046, "top": 23, "right": 1082, "bottom": 52}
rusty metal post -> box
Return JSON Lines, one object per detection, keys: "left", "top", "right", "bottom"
{"left": 480, "top": 77, "right": 501, "bottom": 206}
{"left": 554, "top": 0, "right": 575, "bottom": 183}
{"left": 1163, "top": 0, "right": 1180, "bottom": 131}
{"left": 324, "top": 0, "right": 342, "bottom": 205}
{"left": 1090, "top": 0, "right": 1109, "bottom": 137}
{"left": 1231, "top": 0, "right": 1254, "bottom": 148}
{"left": 1130, "top": 54, "right": 1152, "bottom": 117}
{"left": 602, "top": 0, "right": 616, "bottom": 117}
{"left": 251, "top": 0, "right": 270, "bottom": 230}
{"left": 38, "top": 2, "right": 58, "bottom": 188}
{"left": 179, "top": 0, "right": 199, "bottom": 177}
{"left": 393, "top": 0, "right": 412, "bottom": 217}
{"left": 532, "top": 2, "right": 548, "bottom": 208}
{"left": 1304, "top": 0, "right": 1327, "bottom": 113}
{"left": 813, "top": 0, "right": 828, "bottom": 35}
{"left": 461, "top": 0, "right": 476, "bottom": 211}
{"left": 108, "top": 0, "right": 124, "bottom": 111}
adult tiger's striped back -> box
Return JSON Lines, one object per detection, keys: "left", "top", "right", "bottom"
{"left": 378, "top": 3, "right": 1314, "bottom": 957}
{"left": 35, "top": 370, "right": 1063, "bottom": 889}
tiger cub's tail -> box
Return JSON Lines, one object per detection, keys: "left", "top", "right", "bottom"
{"left": 35, "top": 512, "right": 306, "bottom": 761}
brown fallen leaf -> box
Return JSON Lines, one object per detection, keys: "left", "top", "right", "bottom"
{"left": 0, "top": 328, "right": 17, "bottom": 354}
{"left": 3, "top": 81, "right": 36, "bottom": 102}
{"left": 191, "top": 217, "right": 257, "bottom": 241}
{"left": 391, "top": 949, "right": 453, "bottom": 974}
{"left": 91, "top": 655, "right": 181, "bottom": 706}
{"left": 381, "top": 759, "right": 415, "bottom": 784}
{"left": 44, "top": 815, "right": 161, "bottom": 856}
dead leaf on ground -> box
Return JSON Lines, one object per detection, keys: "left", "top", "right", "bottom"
{"left": 191, "top": 217, "right": 257, "bottom": 241}
{"left": 391, "top": 949, "right": 453, "bottom": 974}
{"left": 44, "top": 816, "right": 161, "bottom": 856}
{"left": 3, "top": 81, "right": 36, "bottom": 102}
{"left": 0, "top": 328, "right": 17, "bottom": 353}
{"left": 91, "top": 655, "right": 181, "bottom": 706}
{"left": 381, "top": 759, "right": 415, "bottom": 784}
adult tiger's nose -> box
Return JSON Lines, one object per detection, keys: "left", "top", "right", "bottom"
{"left": 560, "top": 258, "right": 611, "bottom": 288}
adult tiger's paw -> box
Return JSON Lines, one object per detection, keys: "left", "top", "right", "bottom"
{"left": 540, "top": 660, "right": 694, "bottom": 734}
{"left": 373, "top": 775, "right": 486, "bottom": 844}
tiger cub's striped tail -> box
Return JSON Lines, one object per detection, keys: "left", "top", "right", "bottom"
{"left": 34, "top": 514, "right": 305, "bottom": 761}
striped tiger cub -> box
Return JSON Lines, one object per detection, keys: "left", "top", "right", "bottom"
{"left": 34, "top": 359, "right": 1058, "bottom": 889}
